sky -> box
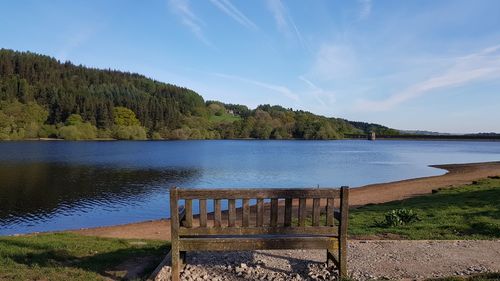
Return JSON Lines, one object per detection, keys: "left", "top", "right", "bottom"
{"left": 1, "top": 0, "right": 500, "bottom": 133}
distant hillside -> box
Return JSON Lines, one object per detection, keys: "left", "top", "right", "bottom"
{"left": 346, "top": 120, "right": 400, "bottom": 135}
{"left": 0, "top": 49, "right": 393, "bottom": 140}
{"left": 399, "top": 130, "right": 452, "bottom": 136}
{"left": 465, "top": 132, "right": 500, "bottom": 137}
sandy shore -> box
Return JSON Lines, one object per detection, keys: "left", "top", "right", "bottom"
{"left": 71, "top": 161, "right": 500, "bottom": 241}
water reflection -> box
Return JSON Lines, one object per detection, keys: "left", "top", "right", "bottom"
{"left": 1, "top": 140, "right": 500, "bottom": 235}
{"left": 0, "top": 162, "right": 200, "bottom": 229}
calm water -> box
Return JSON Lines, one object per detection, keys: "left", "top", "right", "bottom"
{"left": 1, "top": 140, "right": 500, "bottom": 235}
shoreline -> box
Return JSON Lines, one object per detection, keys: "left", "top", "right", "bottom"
{"left": 3, "top": 137, "right": 500, "bottom": 142}
{"left": 69, "top": 161, "right": 500, "bottom": 241}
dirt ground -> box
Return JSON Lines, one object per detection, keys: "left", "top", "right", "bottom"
{"left": 71, "top": 161, "right": 500, "bottom": 241}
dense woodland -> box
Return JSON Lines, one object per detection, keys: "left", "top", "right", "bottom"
{"left": 0, "top": 49, "right": 398, "bottom": 140}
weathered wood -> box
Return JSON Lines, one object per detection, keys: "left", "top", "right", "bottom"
{"left": 179, "top": 226, "right": 338, "bottom": 236}
{"left": 177, "top": 188, "right": 340, "bottom": 199}
{"left": 148, "top": 249, "right": 172, "bottom": 281}
{"left": 170, "top": 186, "right": 349, "bottom": 279}
{"left": 199, "top": 199, "right": 207, "bottom": 227}
{"left": 169, "top": 187, "right": 181, "bottom": 281}
{"left": 214, "top": 199, "right": 221, "bottom": 227}
{"left": 298, "top": 198, "right": 306, "bottom": 226}
{"left": 284, "top": 198, "right": 293, "bottom": 227}
{"left": 339, "top": 186, "right": 349, "bottom": 277}
{"left": 326, "top": 198, "right": 334, "bottom": 227}
{"left": 270, "top": 198, "right": 278, "bottom": 227}
{"left": 184, "top": 199, "right": 193, "bottom": 228}
{"left": 256, "top": 198, "right": 264, "bottom": 226}
{"left": 180, "top": 236, "right": 339, "bottom": 251}
{"left": 327, "top": 249, "right": 340, "bottom": 267}
{"left": 312, "top": 198, "right": 320, "bottom": 226}
{"left": 228, "top": 199, "right": 236, "bottom": 227}
{"left": 242, "top": 199, "right": 250, "bottom": 227}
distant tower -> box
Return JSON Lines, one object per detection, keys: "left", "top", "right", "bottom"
{"left": 368, "top": 131, "right": 376, "bottom": 141}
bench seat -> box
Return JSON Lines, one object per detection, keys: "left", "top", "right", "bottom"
{"left": 179, "top": 235, "right": 339, "bottom": 251}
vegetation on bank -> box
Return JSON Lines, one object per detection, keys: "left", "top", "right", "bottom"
{"left": 0, "top": 233, "right": 169, "bottom": 281}
{"left": 349, "top": 178, "right": 500, "bottom": 239}
{"left": 0, "top": 49, "right": 398, "bottom": 140}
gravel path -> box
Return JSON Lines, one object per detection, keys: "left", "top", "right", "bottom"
{"left": 153, "top": 240, "right": 500, "bottom": 281}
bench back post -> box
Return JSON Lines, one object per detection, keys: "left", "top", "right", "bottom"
{"left": 338, "top": 186, "right": 349, "bottom": 277}
{"left": 169, "top": 186, "right": 181, "bottom": 281}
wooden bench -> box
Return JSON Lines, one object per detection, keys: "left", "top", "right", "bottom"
{"left": 169, "top": 186, "right": 349, "bottom": 281}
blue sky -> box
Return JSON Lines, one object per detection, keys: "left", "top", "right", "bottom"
{"left": 1, "top": 0, "right": 500, "bottom": 133}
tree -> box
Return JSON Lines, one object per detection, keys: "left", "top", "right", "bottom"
{"left": 58, "top": 114, "right": 97, "bottom": 140}
{"left": 0, "top": 100, "right": 48, "bottom": 139}
{"left": 113, "top": 107, "right": 140, "bottom": 126}
{"left": 65, "top": 114, "right": 84, "bottom": 126}
{"left": 112, "top": 125, "right": 147, "bottom": 140}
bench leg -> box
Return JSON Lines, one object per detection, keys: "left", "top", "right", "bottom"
{"left": 326, "top": 249, "right": 338, "bottom": 268}
{"left": 171, "top": 246, "right": 181, "bottom": 281}
{"left": 338, "top": 241, "right": 347, "bottom": 278}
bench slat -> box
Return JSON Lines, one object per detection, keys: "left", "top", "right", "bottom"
{"left": 326, "top": 198, "right": 334, "bottom": 227}
{"left": 199, "top": 199, "right": 207, "bottom": 227}
{"left": 228, "top": 199, "right": 236, "bottom": 227}
{"left": 177, "top": 188, "right": 340, "bottom": 199}
{"left": 214, "top": 199, "right": 221, "bottom": 227}
{"left": 242, "top": 199, "right": 250, "bottom": 227}
{"left": 298, "top": 198, "right": 306, "bottom": 226}
{"left": 178, "top": 226, "right": 338, "bottom": 236}
{"left": 179, "top": 236, "right": 339, "bottom": 251}
{"left": 284, "top": 198, "right": 293, "bottom": 227}
{"left": 184, "top": 199, "right": 193, "bottom": 228}
{"left": 256, "top": 198, "right": 264, "bottom": 226}
{"left": 270, "top": 198, "right": 278, "bottom": 227}
{"left": 312, "top": 198, "right": 320, "bottom": 226}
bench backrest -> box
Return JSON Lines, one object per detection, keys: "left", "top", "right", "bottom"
{"left": 170, "top": 187, "right": 349, "bottom": 237}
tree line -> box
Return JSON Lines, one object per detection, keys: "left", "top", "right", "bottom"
{"left": 0, "top": 49, "right": 397, "bottom": 140}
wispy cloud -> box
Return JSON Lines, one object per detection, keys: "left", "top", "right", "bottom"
{"left": 168, "top": 0, "right": 213, "bottom": 47}
{"left": 266, "top": 0, "right": 307, "bottom": 50}
{"left": 57, "top": 28, "right": 94, "bottom": 61}
{"left": 213, "top": 72, "right": 299, "bottom": 101}
{"left": 310, "top": 44, "right": 357, "bottom": 81}
{"left": 356, "top": 44, "right": 500, "bottom": 111}
{"left": 358, "top": 0, "right": 372, "bottom": 20}
{"left": 299, "top": 76, "right": 336, "bottom": 106}
{"left": 209, "top": 0, "right": 257, "bottom": 30}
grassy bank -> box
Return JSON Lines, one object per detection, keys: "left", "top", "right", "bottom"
{"left": 349, "top": 178, "right": 500, "bottom": 239}
{"left": 0, "top": 233, "right": 169, "bottom": 281}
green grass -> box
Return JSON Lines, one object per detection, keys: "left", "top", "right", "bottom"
{"left": 349, "top": 178, "right": 500, "bottom": 239}
{"left": 0, "top": 233, "right": 169, "bottom": 281}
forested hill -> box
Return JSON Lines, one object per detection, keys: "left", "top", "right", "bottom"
{"left": 0, "top": 49, "right": 394, "bottom": 140}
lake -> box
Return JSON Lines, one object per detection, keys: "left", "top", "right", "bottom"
{"left": 1, "top": 140, "right": 500, "bottom": 235}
